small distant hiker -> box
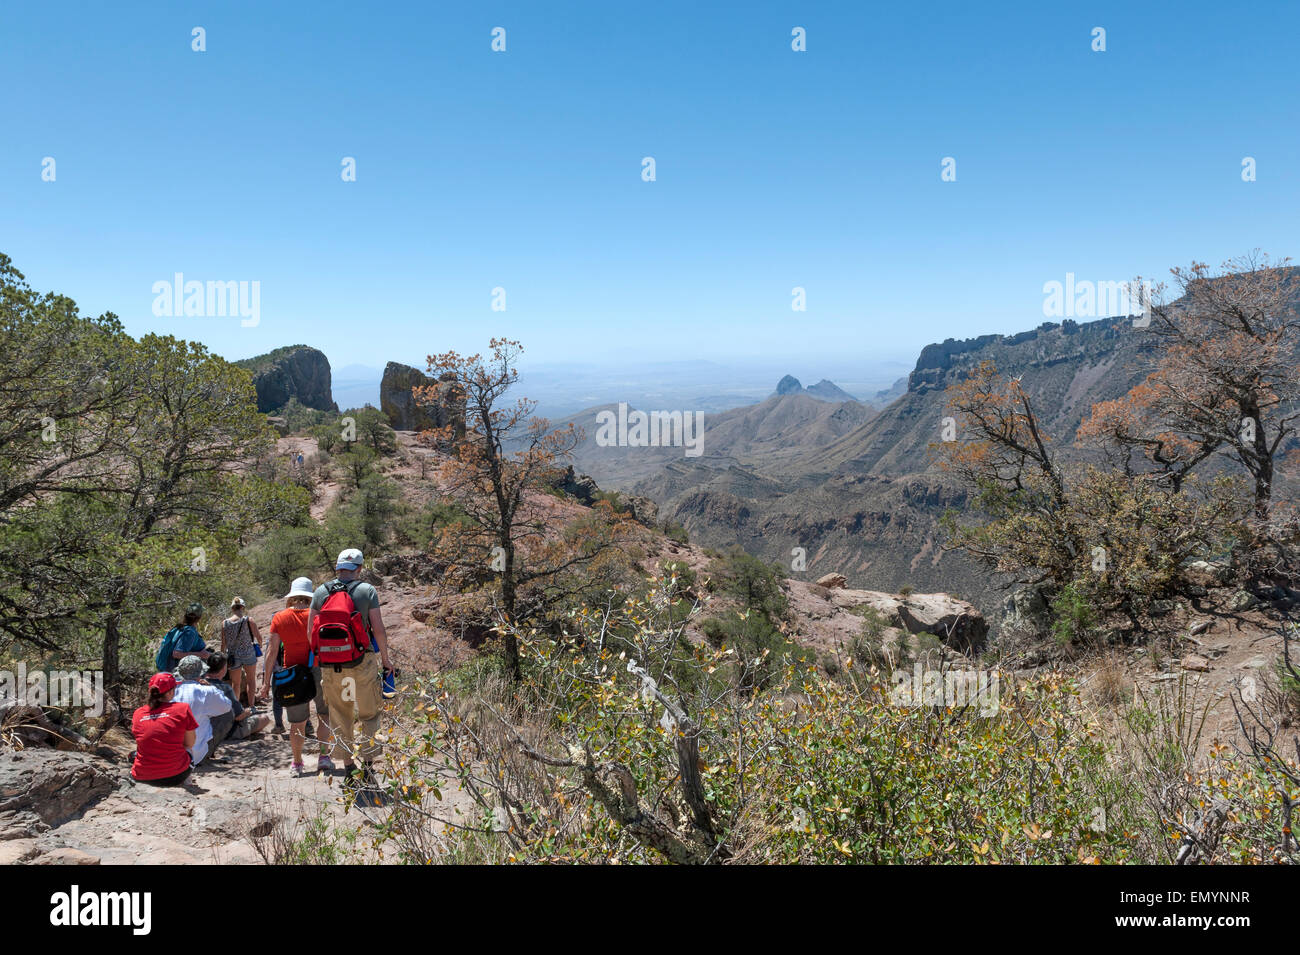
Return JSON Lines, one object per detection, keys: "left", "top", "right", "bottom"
{"left": 263, "top": 576, "right": 334, "bottom": 777}
{"left": 307, "top": 548, "right": 393, "bottom": 790}
{"left": 155, "top": 603, "right": 211, "bottom": 673}
{"left": 171, "top": 655, "right": 233, "bottom": 766}
{"left": 206, "top": 651, "right": 272, "bottom": 748}
{"left": 130, "top": 673, "right": 198, "bottom": 787}
{"left": 221, "top": 597, "right": 263, "bottom": 707}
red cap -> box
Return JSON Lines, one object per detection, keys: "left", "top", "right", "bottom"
{"left": 149, "top": 672, "right": 179, "bottom": 694}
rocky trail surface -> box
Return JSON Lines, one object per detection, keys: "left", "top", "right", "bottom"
{"left": 0, "top": 706, "right": 475, "bottom": 865}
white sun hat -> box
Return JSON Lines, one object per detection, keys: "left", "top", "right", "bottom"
{"left": 284, "top": 576, "right": 315, "bottom": 602}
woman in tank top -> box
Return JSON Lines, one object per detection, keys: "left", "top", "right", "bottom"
{"left": 221, "top": 597, "right": 263, "bottom": 707}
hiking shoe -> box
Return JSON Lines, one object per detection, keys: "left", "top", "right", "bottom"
{"left": 273, "top": 722, "right": 285, "bottom": 735}
{"left": 291, "top": 761, "right": 306, "bottom": 777}
{"left": 317, "top": 754, "right": 335, "bottom": 774}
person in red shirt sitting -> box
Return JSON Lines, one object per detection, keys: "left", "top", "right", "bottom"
{"left": 131, "top": 672, "right": 198, "bottom": 786}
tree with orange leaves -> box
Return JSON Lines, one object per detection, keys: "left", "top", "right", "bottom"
{"left": 415, "top": 339, "right": 632, "bottom": 679}
{"left": 1089, "top": 253, "right": 1300, "bottom": 520}
{"left": 1079, "top": 254, "right": 1300, "bottom": 586}
{"left": 939, "top": 360, "right": 1081, "bottom": 587}
{"left": 939, "top": 360, "right": 1240, "bottom": 629}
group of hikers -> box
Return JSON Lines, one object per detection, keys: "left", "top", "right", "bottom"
{"left": 128, "top": 548, "right": 395, "bottom": 791}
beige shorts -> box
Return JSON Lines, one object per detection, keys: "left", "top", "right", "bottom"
{"left": 285, "top": 667, "right": 329, "bottom": 724}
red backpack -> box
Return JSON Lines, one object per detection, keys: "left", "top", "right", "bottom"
{"left": 310, "top": 580, "right": 371, "bottom": 667}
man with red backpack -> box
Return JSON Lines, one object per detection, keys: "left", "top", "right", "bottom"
{"left": 307, "top": 547, "right": 393, "bottom": 792}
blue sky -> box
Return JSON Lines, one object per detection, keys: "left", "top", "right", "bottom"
{"left": 2, "top": 1, "right": 1296, "bottom": 375}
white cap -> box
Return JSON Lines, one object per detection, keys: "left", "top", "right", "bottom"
{"left": 335, "top": 548, "right": 364, "bottom": 571}
{"left": 284, "top": 576, "right": 315, "bottom": 602}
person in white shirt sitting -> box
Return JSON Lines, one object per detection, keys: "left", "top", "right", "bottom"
{"left": 171, "top": 655, "right": 233, "bottom": 766}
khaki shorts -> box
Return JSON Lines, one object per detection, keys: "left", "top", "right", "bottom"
{"left": 285, "top": 667, "right": 329, "bottom": 724}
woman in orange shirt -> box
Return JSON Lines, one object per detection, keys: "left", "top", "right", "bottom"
{"left": 262, "top": 576, "right": 333, "bottom": 776}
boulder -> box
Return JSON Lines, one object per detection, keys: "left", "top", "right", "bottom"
{"left": 1228, "top": 591, "right": 1258, "bottom": 612}
{"left": 410, "top": 598, "right": 441, "bottom": 624}
{"left": 0, "top": 750, "right": 120, "bottom": 836}
{"left": 379, "top": 362, "right": 464, "bottom": 433}
{"left": 816, "top": 573, "right": 848, "bottom": 589}
{"left": 1000, "top": 584, "right": 1051, "bottom": 636}
{"left": 32, "top": 847, "right": 101, "bottom": 865}
{"left": 1183, "top": 560, "right": 1230, "bottom": 588}
{"left": 896, "top": 593, "right": 989, "bottom": 654}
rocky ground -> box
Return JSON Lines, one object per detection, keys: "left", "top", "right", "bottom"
{"left": 0, "top": 701, "right": 476, "bottom": 865}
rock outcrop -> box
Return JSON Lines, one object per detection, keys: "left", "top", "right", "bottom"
{"left": 896, "top": 593, "right": 990, "bottom": 654}
{"left": 380, "top": 362, "right": 463, "bottom": 433}
{"left": 236, "top": 345, "right": 337, "bottom": 414}
{"left": 0, "top": 750, "right": 120, "bottom": 836}
{"left": 552, "top": 465, "right": 601, "bottom": 506}
{"left": 547, "top": 465, "right": 660, "bottom": 527}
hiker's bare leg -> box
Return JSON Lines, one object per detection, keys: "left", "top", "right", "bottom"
{"left": 289, "top": 720, "right": 306, "bottom": 763}
{"left": 316, "top": 710, "right": 333, "bottom": 755}
{"left": 241, "top": 664, "right": 257, "bottom": 705}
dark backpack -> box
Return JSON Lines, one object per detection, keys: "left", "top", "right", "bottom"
{"left": 272, "top": 656, "right": 317, "bottom": 705}
{"left": 310, "top": 580, "right": 372, "bottom": 668}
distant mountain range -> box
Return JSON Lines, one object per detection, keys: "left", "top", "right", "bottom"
{"left": 602, "top": 317, "right": 1175, "bottom": 618}
{"left": 774, "top": 375, "right": 860, "bottom": 403}
{"left": 556, "top": 390, "right": 876, "bottom": 488}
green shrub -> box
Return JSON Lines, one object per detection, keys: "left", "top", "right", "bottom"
{"left": 1050, "top": 583, "right": 1097, "bottom": 646}
{"left": 661, "top": 522, "right": 689, "bottom": 545}
{"left": 378, "top": 593, "right": 1154, "bottom": 865}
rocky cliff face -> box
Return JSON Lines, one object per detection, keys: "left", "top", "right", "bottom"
{"left": 632, "top": 314, "right": 1164, "bottom": 621}
{"left": 379, "top": 362, "right": 463, "bottom": 433}
{"left": 236, "top": 345, "right": 337, "bottom": 414}
{"left": 775, "top": 374, "right": 803, "bottom": 395}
